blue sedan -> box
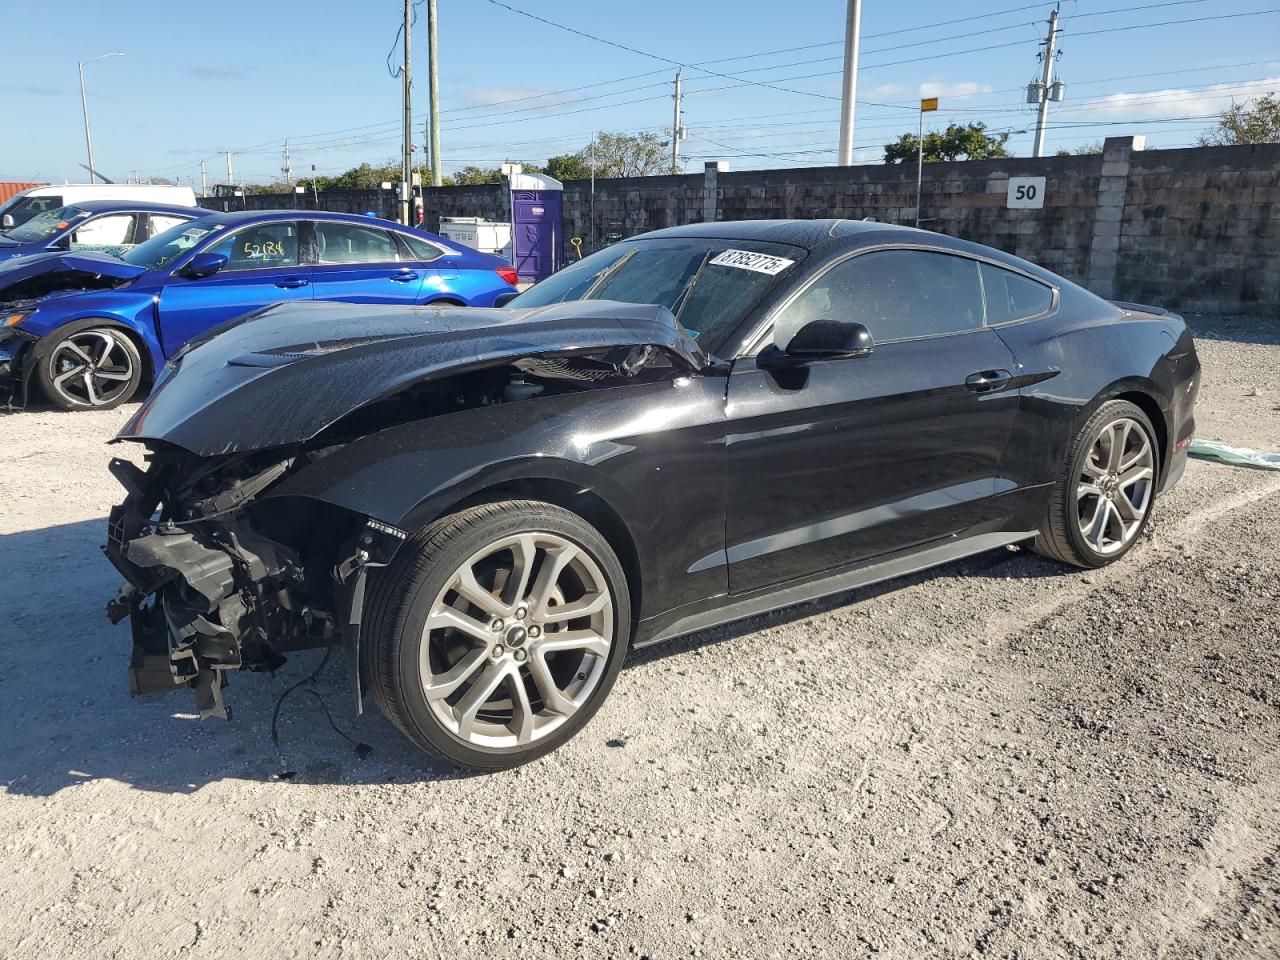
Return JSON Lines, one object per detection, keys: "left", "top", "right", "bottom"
{"left": 0, "top": 200, "right": 208, "bottom": 262}
{"left": 0, "top": 210, "right": 519, "bottom": 409}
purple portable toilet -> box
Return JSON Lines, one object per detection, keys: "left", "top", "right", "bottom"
{"left": 508, "top": 171, "right": 563, "bottom": 283}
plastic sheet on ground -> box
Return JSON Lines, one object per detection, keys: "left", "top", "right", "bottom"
{"left": 1188, "top": 438, "right": 1280, "bottom": 471}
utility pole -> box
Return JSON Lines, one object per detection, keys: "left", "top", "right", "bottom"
{"left": 79, "top": 52, "right": 125, "bottom": 185}
{"left": 199, "top": 159, "right": 207, "bottom": 197}
{"left": 836, "top": 0, "right": 862, "bottom": 166}
{"left": 1031, "top": 7, "right": 1062, "bottom": 158}
{"left": 427, "top": 0, "right": 442, "bottom": 186}
{"left": 400, "top": 0, "right": 413, "bottom": 225}
{"left": 282, "top": 140, "right": 293, "bottom": 187}
{"left": 225, "top": 148, "right": 234, "bottom": 185}
{"left": 311, "top": 164, "right": 319, "bottom": 205}
{"left": 670, "top": 69, "right": 684, "bottom": 174}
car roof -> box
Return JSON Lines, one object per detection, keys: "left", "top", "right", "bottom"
{"left": 199, "top": 209, "right": 413, "bottom": 229}
{"left": 630, "top": 218, "right": 1062, "bottom": 284}
{"left": 59, "top": 200, "right": 211, "bottom": 217}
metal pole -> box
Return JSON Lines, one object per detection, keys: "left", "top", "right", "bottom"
{"left": 79, "top": 62, "right": 96, "bottom": 184}
{"left": 226, "top": 148, "right": 234, "bottom": 185}
{"left": 311, "top": 164, "right": 319, "bottom": 206}
{"left": 401, "top": 0, "right": 413, "bottom": 225}
{"left": 428, "top": 0, "right": 442, "bottom": 187}
{"left": 1032, "top": 8, "right": 1060, "bottom": 159}
{"left": 671, "top": 69, "right": 682, "bottom": 174}
{"left": 836, "top": 0, "right": 862, "bottom": 166}
{"left": 915, "top": 108, "right": 924, "bottom": 228}
{"left": 590, "top": 131, "right": 596, "bottom": 252}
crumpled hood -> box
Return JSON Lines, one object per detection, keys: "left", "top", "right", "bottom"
{"left": 117, "top": 299, "right": 709, "bottom": 456}
{"left": 0, "top": 249, "right": 145, "bottom": 294}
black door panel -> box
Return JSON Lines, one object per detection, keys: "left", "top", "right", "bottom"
{"left": 724, "top": 330, "right": 1020, "bottom": 594}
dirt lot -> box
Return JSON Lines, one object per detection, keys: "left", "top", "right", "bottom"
{"left": 1, "top": 315, "right": 1278, "bottom": 960}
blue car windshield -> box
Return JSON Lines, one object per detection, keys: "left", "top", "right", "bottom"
{"left": 4, "top": 205, "right": 90, "bottom": 243}
{"left": 507, "top": 237, "right": 803, "bottom": 351}
{"left": 121, "top": 221, "right": 226, "bottom": 271}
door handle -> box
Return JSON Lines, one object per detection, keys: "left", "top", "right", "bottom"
{"left": 389, "top": 271, "right": 418, "bottom": 282}
{"left": 965, "top": 369, "right": 1013, "bottom": 392}
{"left": 275, "top": 278, "right": 309, "bottom": 289}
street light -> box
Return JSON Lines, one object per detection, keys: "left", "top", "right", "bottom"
{"left": 79, "top": 52, "right": 125, "bottom": 184}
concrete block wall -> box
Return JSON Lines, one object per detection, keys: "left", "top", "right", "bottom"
{"left": 203, "top": 139, "right": 1280, "bottom": 315}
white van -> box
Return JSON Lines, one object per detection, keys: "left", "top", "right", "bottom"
{"left": 0, "top": 184, "right": 198, "bottom": 230}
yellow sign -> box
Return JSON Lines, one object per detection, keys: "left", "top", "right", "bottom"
{"left": 920, "top": 97, "right": 939, "bottom": 112}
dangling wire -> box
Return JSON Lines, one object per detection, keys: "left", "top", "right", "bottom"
{"left": 270, "top": 648, "right": 372, "bottom": 779}
{"left": 386, "top": 0, "right": 426, "bottom": 78}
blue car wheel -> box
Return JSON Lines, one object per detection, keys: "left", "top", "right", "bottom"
{"left": 35, "top": 325, "right": 143, "bottom": 410}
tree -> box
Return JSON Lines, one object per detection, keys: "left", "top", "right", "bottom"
{"left": 1055, "top": 140, "right": 1104, "bottom": 157}
{"left": 583, "top": 131, "right": 669, "bottom": 178}
{"left": 883, "top": 122, "right": 1011, "bottom": 163}
{"left": 445, "top": 165, "right": 503, "bottom": 186}
{"left": 544, "top": 153, "right": 592, "bottom": 181}
{"left": 1197, "top": 93, "right": 1280, "bottom": 146}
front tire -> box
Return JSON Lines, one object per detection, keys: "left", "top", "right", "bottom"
{"left": 35, "top": 326, "right": 143, "bottom": 410}
{"left": 1033, "top": 399, "right": 1159, "bottom": 568}
{"left": 363, "top": 500, "right": 631, "bottom": 770}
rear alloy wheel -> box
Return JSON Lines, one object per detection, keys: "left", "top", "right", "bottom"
{"left": 36, "top": 326, "right": 142, "bottom": 410}
{"left": 1033, "top": 399, "right": 1159, "bottom": 568}
{"left": 364, "top": 501, "right": 630, "bottom": 770}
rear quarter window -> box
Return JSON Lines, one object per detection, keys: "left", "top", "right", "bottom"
{"left": 980, "top": 262, "right": 1054, "bottom": 324}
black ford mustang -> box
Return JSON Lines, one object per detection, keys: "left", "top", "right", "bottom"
{"left": 104, "top": 220, "right": 1199, "bottom": 769}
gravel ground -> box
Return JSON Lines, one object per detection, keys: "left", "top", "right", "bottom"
{"left": 1, "top": 314, "right": 1278, "bottom": 959}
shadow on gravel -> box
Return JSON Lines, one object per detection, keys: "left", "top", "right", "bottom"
{"left": 1185, "top": 314, "right": 1280, "bottom": 347}
{"left": 0, "top": 518, "right": 1084, "bottom": 795}
{"left": 0, "top": 519, "right": 475, "bottom": 797}
{"left": 629, "top": 541, "right": 1073, "bottom": 667}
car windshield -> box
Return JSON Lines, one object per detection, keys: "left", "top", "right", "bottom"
{"left": 4, "top": 205, "right": 89, "bottom": 243}
{"left": 508, "top": 237, "right": 804, "bottom": 351}
{"left": 121, "top": 221, "right": 225, "bottom": 271}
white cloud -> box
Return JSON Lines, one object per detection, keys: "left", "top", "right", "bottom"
{"left": 863, "top": 80, "right": 994, "bottom": 102}
{"left": 1060, "top": 76, "right": 1280, "bottom": 120}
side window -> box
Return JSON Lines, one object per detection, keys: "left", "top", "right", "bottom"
{"left": 148, "top": 214, "right": 191, "bottom": 238}
{"left": 69, "top": 214, "right": 138, "bottom": 253}
{"left": 979, "top": 262, "right": 1054, "bottom": 324}
{"left": 210, "top": 222, "right": 300, "bottom": 271}
{"left": 771, "top": 249, "right": 985, "bottom": 349}
{"left": 399, "top": 232, "right": 445, "bottom": 262}
{"left": 314, "top": 221, "right": 400, "bottom": 264}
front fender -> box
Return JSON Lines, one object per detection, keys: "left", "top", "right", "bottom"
{"left": 18, "top": 293, "right": 164, "bottom": 378}
{"left": 262, "top": 375, "right": 731, "bottom": 623}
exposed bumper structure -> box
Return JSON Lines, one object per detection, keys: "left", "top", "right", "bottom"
{"left": 103, "top": 452, "right": 404, "bottom": 720}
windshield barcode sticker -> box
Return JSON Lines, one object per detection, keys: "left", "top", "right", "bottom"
{"left": 709, "top": 249, "right": 795, "bottom": 275}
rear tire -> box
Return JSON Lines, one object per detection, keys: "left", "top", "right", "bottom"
{"left": 363, "top": 500, "right": 631, "bottom": 770}
{"left": 1033, "top": 399, "right": 1159, "bottom": 568}
{"left": 35, "top": 325, "right": 142, "bottom": 410}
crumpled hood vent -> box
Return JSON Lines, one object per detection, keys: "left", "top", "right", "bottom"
{"left": 116, "top": 299, "right": 708, "bottom": 456}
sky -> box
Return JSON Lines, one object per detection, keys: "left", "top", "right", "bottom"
{"left": 1, "top": 0, "right": 1278, "bottom": 187}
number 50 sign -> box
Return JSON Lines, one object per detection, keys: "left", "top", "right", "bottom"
{"left": 1007, "top": 176, "right": 1046, "bottom": 209}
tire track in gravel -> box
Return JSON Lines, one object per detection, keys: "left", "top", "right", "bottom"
{"left": 814, "top": 469, "right": 1280, "bottom": 805}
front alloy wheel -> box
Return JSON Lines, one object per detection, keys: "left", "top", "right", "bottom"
{"left": 37, "top": 326, "right": 143, "bottom": 410}
{"left": 364, "top": 500, "right": 630, "bottom": 769}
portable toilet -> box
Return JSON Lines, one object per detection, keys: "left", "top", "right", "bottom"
{"left": 508, "top": 170, "right": 563, "bottom": 283}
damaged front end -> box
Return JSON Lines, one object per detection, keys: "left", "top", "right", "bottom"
{"left": 103, "top": 447, "right": 405, "bottom": 719}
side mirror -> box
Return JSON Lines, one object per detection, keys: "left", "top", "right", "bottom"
{"left": 1, "top": 214, "right": 13, "bottom": 229}
{"left": 182, "top": 251, "right": 228, "bottom": 279}
{"left": 759, "top": 319, "right": 874, "bottom": 368}
{"left": 493, "top": 291, "right": 520, "bottom": 308}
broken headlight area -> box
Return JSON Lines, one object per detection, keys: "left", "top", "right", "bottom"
{"left": 103, "top": 446, "right": 404, "bottom": 720}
